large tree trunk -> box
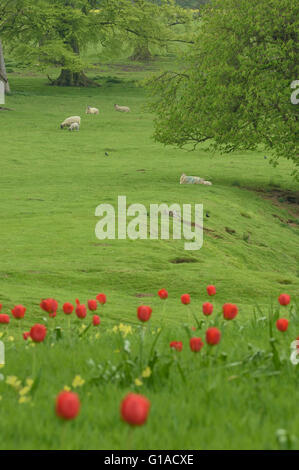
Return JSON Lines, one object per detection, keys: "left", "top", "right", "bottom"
{"left": 0, "top": 39, "right": 11, "bottom": 94}
{"left": 130, "top": 42, "right": 152, "bottom": 61}
{"left": 49, "top": 39, "right": 99, "bottom": 87}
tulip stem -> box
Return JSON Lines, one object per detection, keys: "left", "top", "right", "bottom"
{"left": 32, "top": 346, "right": 37, "bottom": 377}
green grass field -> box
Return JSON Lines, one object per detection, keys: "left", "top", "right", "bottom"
{"left": 0, "top": 58, "right": 298, "bottom": 450}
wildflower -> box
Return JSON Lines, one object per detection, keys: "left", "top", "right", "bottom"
{"left": 223, "top": 303, "right": 238, "bottom": 320}
{"left": 29, "top": 324, "right": 47, "bottom": 343}
{"left": 206, "top": 327, "right": 221, "bottom": 345}
{"left": 11, "top": 305, "right": 26, "bottom": 319}
{"left": 189, "top": 337, "right": 204, "bottom": 352}
{"left": 142, "top": 367, "right": 152, "bottom": 378}
{"left": 278, "top": 294, "right": 291, "bottom": 306}
{"left": 55, "top": 391, "right": 80, "bottom": 420}
{"left": 202, "top": 302, "right": 213, "bottom": 316}
{"left": 170, "top": 341, "right": 183, "bottom": 352}
{"left": 8, "top": 336, "right": 14, "bottom": 342}
{"left": 158, "top": 289, "right": 168, "bottom": 300}
{"left": 63, "top": 386, "right": 71, "bottom": 391}
{"left": 276, "top": 318, "right": 289, "bottom": 332}
{"left": 72, "top": 375, "right": 85, "bottom": 388}
{"left": 207, "top": 285, "right": 216, "bottom": 296}
{"left": 19, "top": 386, "right": 31, "bottom": 396}
{"left": 134, "top": 378, "right": 143, "bottom": 386}
{"left": 6, "top": 376, "right": 21, "bottom": 389}
{"left": 137, "top": 306, "right": 152, "bottom": 322}
{"left": 121, "top": 393, "right": 150, "bottom": 426}
{"left": 181, "top": 294, "right": 190, "bottom": 305}
{"left": 19, "top": 396, "right": 31, "bottom": 404}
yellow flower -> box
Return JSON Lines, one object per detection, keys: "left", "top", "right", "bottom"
{"left": 142, "top": 366, "right": 152, "bottom": 378}
{"left": 63, "top": 385, "right": 71, "bottom": 391}
{"left": 95, "top": 333, "right": 100, "bottom": 339}
{"left": 6, "top": 376, "right": 21, "bottom": 389}
{"left": 19, "top": 386, "right": 31, "bottom": 396}
{"left": 26, "top": 378, "right": 34, "bottom": 388}
{"left": 19, "top": 396, "right": 31, "bottom": 404}
{"left": 79, "top": 324, "right": 87, "bottom": 334}
{"left": 0, "top": 364, "right": 5, "bottom": 369}
{"left": 134, "top": 378, "right": 143, "bottom": 387}
{"left": 72, "top": 375, "right": 85, "bottom": 388}
{"left": 0, "top": 332, "right": 3, "bottom": 338}
{"left": 8, "top": 336, "right": 14, "bottom": 342}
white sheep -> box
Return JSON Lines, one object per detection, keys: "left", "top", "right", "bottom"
{"left": 60, "top": 116, "right": 81, "bottom": 129}
{"left": 114, "top": 104, "right": 130, "bottom": 113}
{"left": 69, "top": 122, "right": 80, "bottom": 131}
{"left": 86, "top": 105, "right": 99, "bottom": 115}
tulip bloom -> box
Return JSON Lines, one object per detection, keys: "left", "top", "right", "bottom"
{"left": 92, "top": 315, "right": 101, "bottom": 326}
{"left": 63, "top": 302, "right": 74, "bottom": 315}
{"left": 0, "top": 303, "right": 2, "bottom": 311}
{"left": 76, "top": 303, "right": 87, "bottom": 319}
{"left": 158, "top": 289, "right": 168, "bottom": 300}
{"left": 120, "top": 393, "right": 150, "bottom": 426}
{"left": 276, "top": 318, "right": 289, "bottom": 332}
{"left": 0, "top": 314, "right": 10, "bottom": 324}
{"left": 56, "top": 391, "right": 80, "bottom": 420}
{"left": 40, "top": 298, "right": 58, "bottom": 314}
{"left": 207, "top": 285, "right": 216, "bottom": 296}
{"left": 170, "top": 341, "right": 183, "bottom": 352}
{"left": 278, "top": 294, "right": 291, "bottom": 306}
{"left": 137, "top": 305, "right": 152, "bottom": 322}
{"left": 96, "top": 293, "right": 106, "bottom": 305}
{"left": 23, "top": 331, "right": 30, "bottom": 340}
{"left": 181, "top": 294, "right": 190, "bottom": 305}
{"left": 30, "top": 324, "right": 47, "bottom": 343}
{"left": 88, "top": 299, "right": 97, "bottom": 311}
{"left": 222, "top": 303, "right": 238, "bottom": 320}
{"left": 202, "top": 302, "right": 213, "bottom": 316}
{"left": 11, "top": 305, "right": 26, "bottom": 319}
{"left": 206, "top": 327, "right": 221, "bottom": 345}
{"left": 189, "top": 337, "right": 204, "bottom": 352}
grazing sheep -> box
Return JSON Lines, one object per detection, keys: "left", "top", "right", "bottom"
{"left": 60, "top": 116, "right": 81, "bottom": 129}
{"left": 69, "top": 122, "right": 80, "bottom": 131}
{"left": 114, "top": 104, "right": 130, "bottom": 113}
{"left": 86, "top": 105, "right": 99, "bottom": 115}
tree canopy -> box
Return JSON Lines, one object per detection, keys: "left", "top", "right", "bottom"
{"left": 147, "top": 0, "right": 299, "bottom": 176}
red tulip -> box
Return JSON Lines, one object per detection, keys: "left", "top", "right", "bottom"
{"left": 63, "top": 302, "right": 74, "bottom": 315}
{"left": 23, "top": 331, "right": 30, "bottom": 340}
{"left": 189, "top": 337, "right": 204, "bottom": 352}
{"left": 276, "top": 318, "right": 289, "bottom": 332}
{"left": 76, "top": 303, "right": 87, "bottom": 319}
{"left": 49, "top": 312, "right": 57, "bottom": 318}
{"left": 223, "top": 303, "right": 238, "bottom": 320}
{"left": 137, "top": 305, "right": 152, "bottom": 322}
{"left": 181, "top": 294, "right": 190, "bottom": 305}
{"left": 207, "top": 285, "right": 216, "bottom": 296}
{"left": 170, "top": 341, "right": 183, "bottom": 352}
{"left": 120, "top": 393, "right": 150, "bottom": 426}
{"left": 0, "top": 303, "right": 2, "bottom": 311}
{"left": 30, "top": 324, "right": 47, "bottom": 343}
{"left": 40, "top": 298, "right": 58, "bottom": 314}
{"left": 202, "top": 302, "right": 213, "bottom": 316}
{"left": 88, "top": 299, "right": 97, "bottom": 311}
{"left": 55, "top": 391, "right": 80, "bottom": 420}
{"left": 278, "top": 294, "right": 291, "bottom": 306}
{"left": 158, "top": 289, "right": 168, "bottom": 300}
{"left": 0, "top": 314, "right": 10, "bottom": 324}
{"left": 11, "top": 305, "right": 26, "bottom": 319}
{"left": 206, "top": 327, "right": 221, "bottom": 345}
{"left": 92, "top": 315, "right": 101, "bottom": 326}
{"left": 96, "top": 293, "right": 106, "bottom": 305}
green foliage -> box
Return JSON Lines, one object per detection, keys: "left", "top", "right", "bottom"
{"left": 147, "top": 0, "right": 299, "bottom": 176}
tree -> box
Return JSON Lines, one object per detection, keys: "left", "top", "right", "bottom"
{"left": 0, "top": 0, "right": 191, "bottom": 86}
{"left": 147, "top": 0, "right": 299, "bottom": 176}
{"left": 0, "top": 38, "right": 10, "bottom": 93}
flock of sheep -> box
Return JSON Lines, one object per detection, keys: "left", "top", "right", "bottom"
{"left": 60, "top": 104, "right": 131, "bottom": 131}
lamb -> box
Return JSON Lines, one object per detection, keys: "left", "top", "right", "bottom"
{"left": 114, "top": 104, "right": 130, "bottom": 113}
{"left": 69, "top": 122, "right": 80, "bottom": 131}
{"left": 86, "top": 106, "right": 99, "bottom": 115}
{"left": 60, "top": 116, "right": 81, "bottom": 129}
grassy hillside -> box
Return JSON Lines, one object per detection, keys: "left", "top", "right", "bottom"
{"left": 0, "top": 60, "right": 298, "bottom": 450}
